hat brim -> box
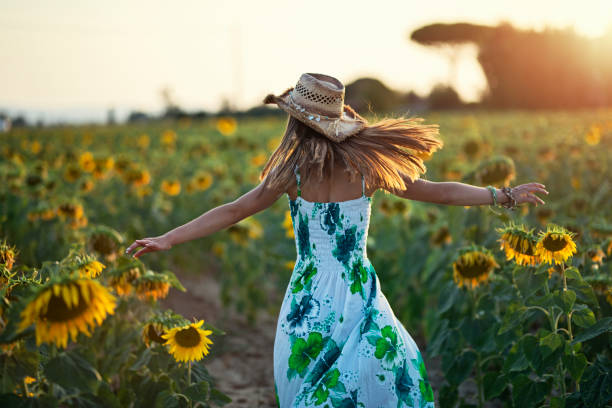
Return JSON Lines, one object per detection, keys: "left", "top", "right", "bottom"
{"left": 263, "top": 88, "right": 367, "bottom": 142}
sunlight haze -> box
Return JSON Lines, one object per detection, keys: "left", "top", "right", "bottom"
{"left": 1, "top": 0, "right": 611, "bottom": 122}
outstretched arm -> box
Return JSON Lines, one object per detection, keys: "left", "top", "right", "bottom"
{"left": 387, "top": 174, "right": 548, "bottom": 206}
{"left": 126, "top": 176, "right": 286, "bottom": 258}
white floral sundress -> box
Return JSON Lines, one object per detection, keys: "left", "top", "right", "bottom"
{"left": 273, "top": 166, "right": 435, "bottom": 408}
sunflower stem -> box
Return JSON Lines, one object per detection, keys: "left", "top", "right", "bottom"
{"left": 560, "top": 262, "right": 578, "bottom": 392}
{"left": 187, "top": 360, "right": 192, "bottom": 387}
{"left": 187, "top": 361, "right": 192, "bottom": 408}
{"left": 469, "top": 289, "right": 484, "bottom": 408}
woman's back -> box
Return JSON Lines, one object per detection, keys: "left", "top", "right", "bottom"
{"left": 286, "top": 162, "right": 375, "bottom": 203}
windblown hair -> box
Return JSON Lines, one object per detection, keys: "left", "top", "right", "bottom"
{"left": 259, "top": 112, "right": 444, "bottom": 194}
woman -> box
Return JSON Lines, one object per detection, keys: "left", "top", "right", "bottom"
{"left": 126, "top": 73, "right": 548, "bottom": 407}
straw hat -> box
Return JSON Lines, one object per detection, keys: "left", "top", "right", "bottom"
{"left": 263, "top": 73, "right": 367, "bottom": 142}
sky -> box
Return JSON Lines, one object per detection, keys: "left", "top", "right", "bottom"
{"left": 1, "top": 0, "right": 612, "bottom": 123}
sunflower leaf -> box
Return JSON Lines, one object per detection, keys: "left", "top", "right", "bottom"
{"left": 183, "top": 381, "right": 210, "bottom": 404}
{"left": 571, "top": 317, "right": 612, "bottom": 345}
{"left": 553, "top": 289, "right": 576, "bottom": 314}
{"left": 571, "top": 304, "right": 596, "bottom": 328}
{"left": 44, "top": 350, "right": 102, "bottom": 393}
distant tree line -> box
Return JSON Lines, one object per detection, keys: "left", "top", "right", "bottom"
{"left": 411, "top": 22, "right": 612, "bottom": 109}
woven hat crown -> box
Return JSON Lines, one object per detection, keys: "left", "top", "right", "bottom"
{"left": 263, "top": 72, "right": 366, "bottom": 142}
{"left": 290, "top": 73, "right": 345, "bottom": 118}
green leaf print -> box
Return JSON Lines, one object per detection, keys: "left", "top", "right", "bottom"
{"left": 411, "top": 351, "right": 434, "bottom": 404}
{"left": 287, "top": 332, "right": 325, "bottom": 379}
{"left": 330, "top": 389, "right": 365, "bottom": 408}
{"left": 310, "top": 368, "right": 346, "bottom": 406}
{"left": 321, "top": 203, "right": 342, "bottom": 235}
{"left": 332, "top": 225, "right": 358, "bottom": 267}
{"left": 348, "top": 258, "right": 368, "bottom": 298}
{"left": 359, "top": 308, "right": 380, "bottom": 336}
{"left": 394, "top": 359, "right": 415, "bottom": 408}
{"left": 306, "top": 338, "right": 341, "bottom": 386}
{"left": 367, "top": 325, "right": 399, "bottom": 363}
{"left": 292, "top": 261, "right": 318, "bottom": 293}
{"left": 297, "top": 212, "right": 312, "bottom": 259}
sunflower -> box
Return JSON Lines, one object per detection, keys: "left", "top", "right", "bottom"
{"left": 92, "top": 157, "right": 114, "bottom": 180}
{"left": 77, "top": 260, "right": 105, "bottom": 279}
{"left": 496, "top": 222, "right": 540, "bottom": 266}
{"left": 161, "top": 320, "right": 213, "bottom": 362}
{"left": 216, "top": 117, "right": 237, "bottom": 136}
{"left": 63, "top": 163, "right": 82, "bottom": 182}
{"left": 194, "top": 171, "right": 213, "bottom": 191}
{"left": 108, "top": 265, "right": 141, "bottom": 296}
{"left": 161, "top": 179, "right": 181, "bottom": 196}
{"left": 452, "top": 246, "right": 499, "bottom": 290}
{"left": 142, "top": 322, "right": 168, "bottom": 347}
{"left": 535, "top": 224, "right": 577, "bottom": 266}
{"left": 124, "top": 167, "right": 151, "bottom": 187}
{"left": 161, "top": 130, "right": 177, "bottom": 147}
{"left": 133, "top": 271, "right": 171, "bottom": 301}
{"left": 57, "top": 202, "right": 84, "bottom": 220}
{"left": 79, "top": 178, "right": 94, "bottom": 193}
{"left": 585, "top": 124, "right": 601, "bottom": 146}
{"left": 18, "top": 278, "right": 116, "bottom": 348}
{"left": 142, "top": 311, "right": 187, "bottom": 347}
{"left": 78, "top": 152, "right": 95, "bottom": 172}
{"left": 137, "top": 133, "right": 150, "bottom": 149}
{"left": 88, "top": 225, "right": 124, "bottom": 261}
{"left": 473, "top": 156, "right": 516, "bottom": 186}
{"left": 228, "top": 217, "right": 263, "bottom": 245}
{"left": 586, "top": 246, "right": 606, "bottom": 266}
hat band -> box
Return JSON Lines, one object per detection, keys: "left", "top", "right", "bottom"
{"left": 288, "top": 91, "right": 342, "bottom": 121}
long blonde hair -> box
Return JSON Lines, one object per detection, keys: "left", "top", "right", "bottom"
{"left": 259, "top": 114, "right": 444, "bottom": 194}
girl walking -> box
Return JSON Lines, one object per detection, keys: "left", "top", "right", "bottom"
{"left": 126, "top": 73, "right": 548, "bottom": 407}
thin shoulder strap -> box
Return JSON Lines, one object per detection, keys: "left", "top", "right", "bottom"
{"left": 361, "top": 174, "right": 365, "bottom": 197}
{"left": 294, "top": 165, "right": 301, "bottom": 197}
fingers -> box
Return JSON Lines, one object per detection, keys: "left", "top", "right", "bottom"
{"left": 132, "top": 246, "right": 151, "bottom": 258}
{"left": 125, "top": 239, "right": 151, "bottom": 256}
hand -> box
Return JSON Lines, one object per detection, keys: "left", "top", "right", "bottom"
{"left": 503, "top": 183, "right": 548, "bottom": 207}
{"left": 125, "top": 234, "right": 173, "bottom": 258}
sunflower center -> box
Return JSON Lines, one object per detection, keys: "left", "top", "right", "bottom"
{"left": 175, "top": 326, "right": 201, "bottom": 348}
{"left": 42, "top": 287, "right": 89, "bottom": 322}
{"left": 543, "top": 235, "right": 567, "bottom": 252}
{"left": 147, "top": 325, "right": 166, "bottom": 344}
{"left": 456, "top": 256, "right": 491, "bottom": 278}
{"left": 513, "top": 238, "right": 535, "bottom": 256}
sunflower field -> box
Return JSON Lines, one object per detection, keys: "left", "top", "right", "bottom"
{"left": 1, "top": 110, "right": 612, "bottom": 407}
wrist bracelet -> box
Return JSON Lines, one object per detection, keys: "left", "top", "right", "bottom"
{"left": 485, "top": 185, "right": 498, "bottom": 206}
{"left": 500, "top": 186, "right": 518, "bottom": 210}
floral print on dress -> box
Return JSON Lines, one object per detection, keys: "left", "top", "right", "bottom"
{"left": 274, "top": 167, "right": 435, "bottom": 408}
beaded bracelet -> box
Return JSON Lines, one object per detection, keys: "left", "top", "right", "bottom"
{"left": 500, "top": 186, "right": 518, "bottom": 210}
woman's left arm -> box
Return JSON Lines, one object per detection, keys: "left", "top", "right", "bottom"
{"left": 443, "top": 181, "right": 548, "bottom": 206}
{"left": 393, "top": 174, "right": 548, "bottom": 207}
{"left": 126, "top": 178, "right": 285, "bottom": 258}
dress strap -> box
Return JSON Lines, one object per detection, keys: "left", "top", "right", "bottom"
{"left": 361, "top": 174, "right": 365, "bottom": 197}
{"left": 294, "top": 165, "right": 301, "bottom": 197}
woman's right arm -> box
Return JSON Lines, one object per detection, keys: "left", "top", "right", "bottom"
{"left": 126, "top": 175, "right": 286, "bottom": 258}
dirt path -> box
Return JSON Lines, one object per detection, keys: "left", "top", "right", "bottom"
{"left": 161, "top": 269, "right": 481, "bottom": 408}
